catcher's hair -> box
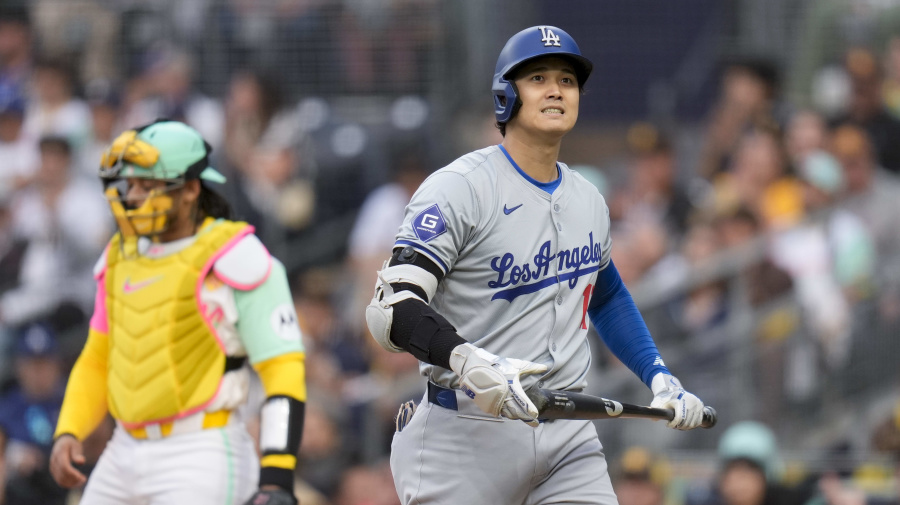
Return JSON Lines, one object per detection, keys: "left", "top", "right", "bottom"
{"left": 197, "top": 182, "right": 233, "bottom": 220}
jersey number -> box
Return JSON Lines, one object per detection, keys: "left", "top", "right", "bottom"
{"left": 580, "top": 284, "right": 592, "bottom": 330}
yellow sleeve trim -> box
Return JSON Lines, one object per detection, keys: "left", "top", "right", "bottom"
{"left": 260, "top": 454, "right": 297, "bottom": 470}
{"left": 252, "top": 352, "right": 307, "bottom": 402}
{"left": 55, "top": 329, "right": 110, "bottom": 440}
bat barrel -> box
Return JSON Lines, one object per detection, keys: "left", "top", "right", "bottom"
{"left": 529, "top": 389, "right": 718, "bottom": 429}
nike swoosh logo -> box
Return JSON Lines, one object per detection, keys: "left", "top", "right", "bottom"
{"left": 503, "top": 204, "right": 523, "bottom": 215}
{"left": 123, "top": 275, "right": 164, "bottom": 293}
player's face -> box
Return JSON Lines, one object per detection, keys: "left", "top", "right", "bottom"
{"left": 123, "top": 178, "right": 173, "bottom": 209}
{"left": 511, "top": 57, "right": 580, "bottom": 137}
{"left": 117, "top": 177, "right": 200, "bottom": 241}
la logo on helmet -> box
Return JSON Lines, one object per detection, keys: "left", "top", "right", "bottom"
{"left": 539, "top": 26, "right": 561, "bottom": 47}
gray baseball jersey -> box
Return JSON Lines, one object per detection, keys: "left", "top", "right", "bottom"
{"left": 395, "top": 144, "right": 611, "bottom": 391}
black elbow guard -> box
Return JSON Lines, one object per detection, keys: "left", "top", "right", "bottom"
{"left": 390, "top": 298, "right": 467, "bottom": 369}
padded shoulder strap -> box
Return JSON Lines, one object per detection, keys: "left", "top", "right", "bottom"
{"left": 213, "top": 234, "right": 273, "bottom": 290}
{"left": 93, "top": 243, "right": 110, "bottom": 280}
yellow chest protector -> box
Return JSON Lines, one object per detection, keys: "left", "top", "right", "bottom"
{"left": 104, "top": 218, "right": 251, "bottom": 427}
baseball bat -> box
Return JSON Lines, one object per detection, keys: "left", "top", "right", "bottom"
{"left": 528, "top": 389, "right": 717, "bottom": 428}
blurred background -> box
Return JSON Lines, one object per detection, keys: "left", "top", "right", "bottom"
{"left": 1, "top": 0, "right": 900, "bottom": 504}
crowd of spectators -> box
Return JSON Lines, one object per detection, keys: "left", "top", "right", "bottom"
{"left": 595, "top": 31, "right": 900, "bottom": 505}
{"left": 1, "top": 1, "right": 900, "bottom": 504}
{"left": 620, "top": 47, "right": 900, "bottom": 416}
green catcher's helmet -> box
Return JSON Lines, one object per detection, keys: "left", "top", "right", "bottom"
{"left": 99, "top": 120, "right": 226, "bottom": 239}
{"left": 100, "top": 120, "right": 226, "bottom": 183}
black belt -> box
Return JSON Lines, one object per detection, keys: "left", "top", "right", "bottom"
{"left": 427, "top": 381, "right": 459, "bottom": 410}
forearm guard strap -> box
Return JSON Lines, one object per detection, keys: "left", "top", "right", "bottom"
{"left": 390, "top": 298, "right": 467, "bottom": 369}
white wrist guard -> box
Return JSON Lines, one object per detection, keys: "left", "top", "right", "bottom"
{"left": 450, "top": 343, "right": 507, "bottom": 416}
{"left": 259, "top": 395, "right": 304, "bottom": 455}
{"left": 450, "top": 343, "right": 547, "bottom": 426}
{"left": 448, "top": 342, "right": 481, "bottom": 375}
{"left": 651, "top": 372, "right": 683, "bottom": 396}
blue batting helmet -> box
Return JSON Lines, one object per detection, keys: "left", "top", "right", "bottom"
{"left": 492, "top": 25, "right": 593, "bottom": 124}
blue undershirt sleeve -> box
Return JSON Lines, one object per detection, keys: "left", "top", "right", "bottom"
{"left": 587, "top": 260, "right": 670, "bottom": 387}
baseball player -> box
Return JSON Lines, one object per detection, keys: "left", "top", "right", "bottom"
{"left": 49, "top": 120, "right": 305, "bottom": 505}
{"left": 366, "top": 26, "right": 707, "bottom": 504}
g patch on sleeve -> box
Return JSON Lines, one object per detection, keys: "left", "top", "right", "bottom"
{"left": 413, "top": 204, "right": 447, "bottom": 242}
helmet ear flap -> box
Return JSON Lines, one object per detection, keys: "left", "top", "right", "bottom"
{"left": 492, "top": 79, "right": 523, "bottom": 125}
{"left": 507, "top": 81, "right": 522, "bottom": 123}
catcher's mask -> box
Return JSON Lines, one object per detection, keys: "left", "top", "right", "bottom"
{"left": 99, "top": 120, "right": 225, "bottom": 239}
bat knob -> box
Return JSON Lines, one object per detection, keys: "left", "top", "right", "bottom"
{"left": 701, "top": 406, "right": 718, "bottom": 429}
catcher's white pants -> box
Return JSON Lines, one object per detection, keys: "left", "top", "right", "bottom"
{"left": 390, "top": 395, "right": 619, "bottom": 505}
{"left": 80, "top": 423, "right": 258, "bottom": 505}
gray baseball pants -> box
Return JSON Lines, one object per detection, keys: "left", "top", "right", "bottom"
{"left": 390, "top": 390, "right": 619, "bottom": 505}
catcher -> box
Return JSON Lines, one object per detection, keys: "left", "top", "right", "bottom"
{"left": 49, "top": 120, "right": 305, "bottom": 505}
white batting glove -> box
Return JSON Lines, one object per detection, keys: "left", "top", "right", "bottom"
{"left": 449, "top": 343, "right": 548, "bottom": 427}
{"left": 650, "top": 372, "right": 705, "bottom": 430}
